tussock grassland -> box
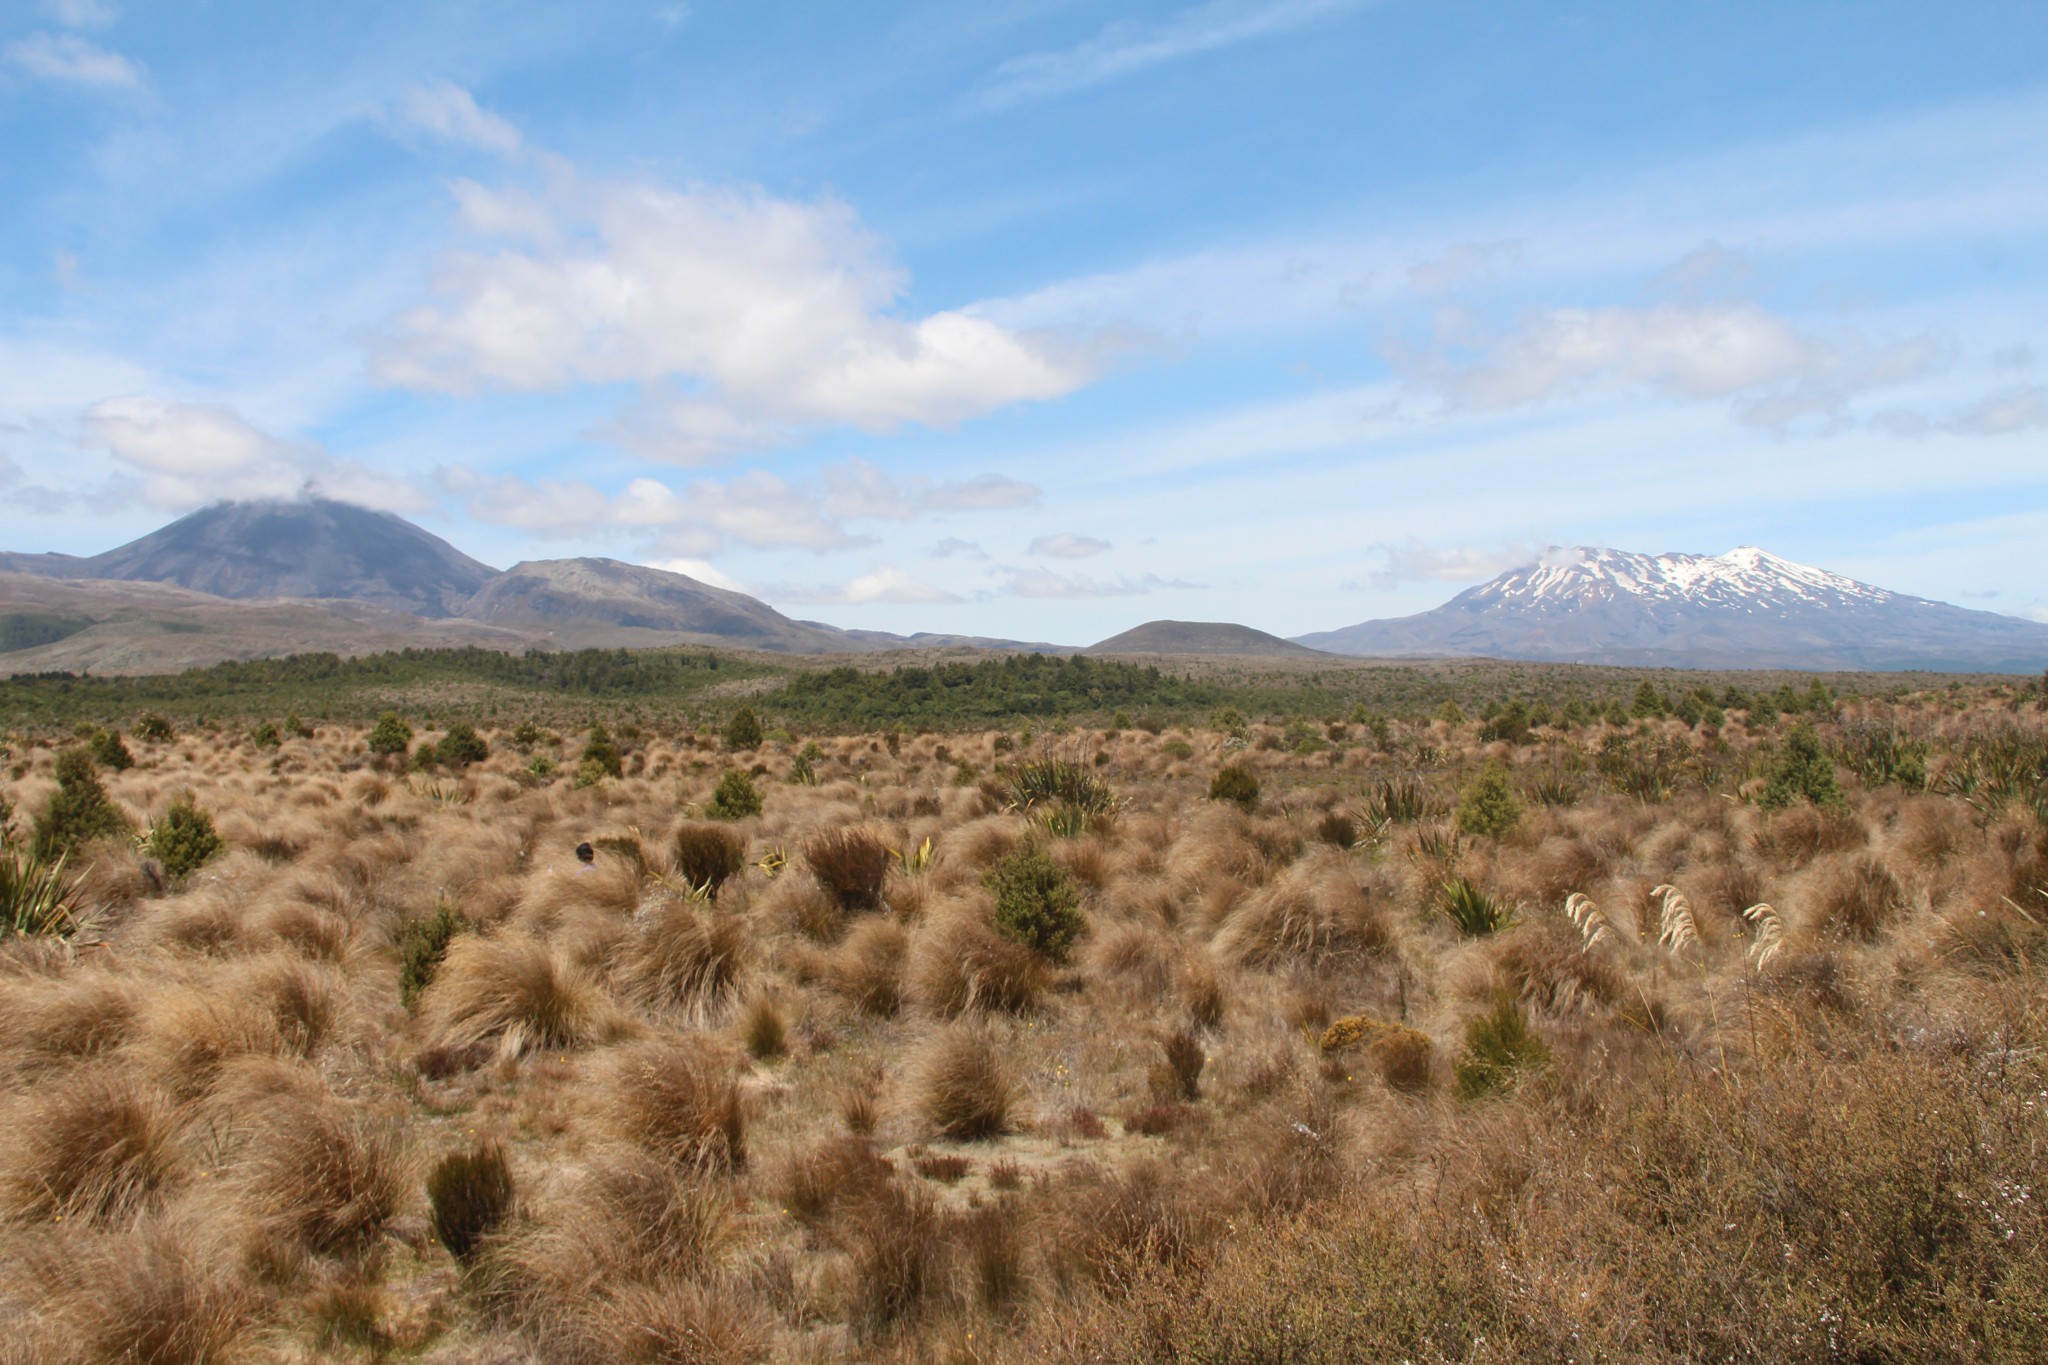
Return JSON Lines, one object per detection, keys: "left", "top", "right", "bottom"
{"left": 0, "top": 689, "right": 2044, "bottom": 1362}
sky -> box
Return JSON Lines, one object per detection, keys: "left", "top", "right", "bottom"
{"left": 3, "top": 0, "right": 2047, "bottom": 644}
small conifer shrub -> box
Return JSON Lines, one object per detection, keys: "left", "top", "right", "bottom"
{"left": 1455, "top": 762, "right": 1522, "bottom": 839}
{"left": 251, "top": 721, "right": 282, "bottom": 750}
{"left": 32, "top": 748, "right": 128, "bottom": 860}
{"left": 148, "top": 794, "right": 223, "bottom": 880}
{"left": 399, "top": 898, "right": 469, "bottom": 1010}
{"left": 723, "top": 706, "right": 764, "bottom": 751}
{"left": 436, "top": 722, "right": 489, "bottom": 768}
{"left": 133, "top": 712, "right": 174, "bottom": 742}
{"left": 1760, "top": 723, "right": 1846, "bottom": 811}
{"left": 707, "top": 769, "right": 763, "bottom": 821}
{"left": 581, "top": 722, "right": 623, "bottom": 780}
{"left": 1208, "top": 763, "right": 1260, "bottom": 810}
{"left": 90, "top": 729, "right": 135, "bottom": 770}
{"left": 983, "top": 840, "right": 1083, "bottom": 962}
{"left": 368, "top": 712, "right": 413, "bottom": 757}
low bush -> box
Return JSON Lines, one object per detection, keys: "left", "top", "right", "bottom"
{"left": 148, "top": 794, "right": 223, "bottom": 880}
{"left": 1208, "top": 763, "right": 1260, "bottom": 810}
{"left": 32, "top": 747, "right": 128, "bottom": 860}
{"left": 1455, "top": 761, "right": 1522, "bottom": 838}
{"left": 1454, "top": 993, "right": 1549, "bottom": 1098}
{"left": 397, "top": 897, "right": 469, "bottom": 1010}
{"left": 436, "top": 722, "right": 489, "bottom": 767}
{"left": 984, "top": 839, "right": 1084, "bottom": 962}
{"left": 706, "top": 769, "right": 762, "bottom": 820}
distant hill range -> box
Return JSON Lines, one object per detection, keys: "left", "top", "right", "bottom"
{"left": 1295, "top": 546, "right": 2048, "bottom": 672}
{"left": 1085, "top": 620, "right": 1327, "bottom": 658}
{"left": 0, "top": 497, "right": 1057, "bottom": 672}
{"left": 6, "top": 503, "right": 2043, "bottom": 674}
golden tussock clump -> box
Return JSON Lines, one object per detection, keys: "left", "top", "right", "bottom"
{"left": 812, "top": 915, "right": 909, "bottom": 1017}
{"left": 15, "top": 1214, "right": 259, "bottom": 1365}
{"left": 1214, "top": 847, "right": 1389, "bottom": 969}
{"left": 0, "top": 1065, "right": 183, "bottom": 1223}
{"left": 589, "top": 1035, "right": 747, "bottom": 1174}
{"left": 909, "top": 906, "right": 1048, "bottom": 1016}
{"left": 228, "top": 1090, "right": 410, "bottom": 1259}
{"left": 1318, "top": 1014, "right": 1433, "bottom": 1091}
{"left": 417, "top": 932, "right": 634, "bottom": 1061}
{"left": 916, "top": 1020, "right": 1019, "bottom": 1140}
{"left": 611, "top": 899, "right": 748, "bottom": 1021}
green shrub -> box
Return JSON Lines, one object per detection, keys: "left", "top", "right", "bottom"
{"left": 724, "top": 706, "right": 764, "bottom": 751}
{"left": 90, "top": 729, "right": 134, "bottom": 770}
{"left": 581, "top": 722, "right": 623, "bottom": 779}
{"left": 436, "top": 723, "right": 489, "bottom": 768}
{"left": 707, "top": 769, "right": 763, "bottom": 821}
{"left": 1631, "top": 679, "right": 1667, "bottom": 718}
{"left": 426, "top": 1142, "right": 514, "bottom": 1266}
{"left": 1454, "top": 762, "right": 1521, "bottom": 839}
{"left": 398, "top": 898, "right": 469, "bottom": 1010}
{"left": 251, "top": 720, "right": 282, "bottom": 749}
{"left": 32, "top": 748, "right": 128, "bottom": 860}
{"left": 285, "top": 713, "right": 312, "bottom": 739}
{"left": 368, "top": 712, "right": 412, "bottom": 757}
{"left": 1454, "top": 993, "right": 1549, "bottom": 1099}
{"left": 1208, "top": 763, "right": 1260, "bottom": 810}
{"left": 510, "top": 720, "right": 543, "bottom": 749}
{"left": 1162, "top": 738, "right": 1194, "bottom": 760}
{"left": 1760, "top": 723, "right": 1845, "bottom": 811}
{"left": 983, "top": 840, "right": 1083, "bottom": 963}
{"left": 148, "top": 794, "right": 223, "bottom": 880}
{"left": 133, "top": 712, "right": 174, "bottom": 742}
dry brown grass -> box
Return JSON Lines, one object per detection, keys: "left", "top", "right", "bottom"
{"left": 916, "top": 1021, "right": 1018, "bottom": 1140}
{"left": 2, "top": 702, "right": 2043, "bottom": 1361}
{"left": 590, "top": 1036, "right": 747, "bottom": 1173}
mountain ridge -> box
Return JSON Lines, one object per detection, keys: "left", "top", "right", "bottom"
{"left": 1296, "top": 545, "right": 2048, "bottom": 671}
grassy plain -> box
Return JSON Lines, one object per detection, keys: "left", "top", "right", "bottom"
{"left": 0, "top": 673, "right": 2044, "bottom": 1362}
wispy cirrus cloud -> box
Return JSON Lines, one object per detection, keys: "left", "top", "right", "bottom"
{"left": 990, "top": 566, "right": 1204, "bottom": 599}
{"left": 978, "top": 0, "right": 1362, "bottom": 109}
{"left": 766, "top": 566, "right": 963, "bottom": 606}
{"left": 4, "top": 31, "right": 141, "bottom": 87}
{"left": 1028, "top": 532, "right": 1111, "bottom": 559}
{"left": 393, "top": 80, "right": 523, "bottom": 155}
{"left": 1343, "top": 540, "right": 1537, "bottom": 591}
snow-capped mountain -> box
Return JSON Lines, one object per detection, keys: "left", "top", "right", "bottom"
{"left": 1295, "top": 546, "right": 2048, "bottom": 671}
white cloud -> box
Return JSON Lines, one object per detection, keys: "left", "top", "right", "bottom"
{"left": 441, "top": 457, "right": 1030, "bottom": 559}
{"left": 1347, "top": 540, "right": 1537, "bottom": 591}
{"left": 979, "top": 0, "right": 1359, "bottom": 109}
{"left": 769, "top": 566, "right": 963, "bottom": 606}
{"left": 822, "top": 459, "right": 1040, "bottom": 520}
{"left": 80, "top": 395, "right": 425, "bottom": 512}
{"left": 1393, "top": 297, "right": 1950, "bottom": 430}
{"left": 1029, "top": 532, "right": 1111, "bottom": 559}
{"left": 376, "top": 171, "right": 1093, "bottom": 460}
{"left": 930, "top": 537, "right": 987, "bottom": 560}
{"left": 644, "top": 557, "right": 749, "bottom": 594}
{"left": 44, "top": 0, "right": 116, "bottom": 29}
{"left": 4, "top": 31, "right": 141, "bottom": 87}
{"left": 1948, "top": 383, "right": 2048, "bottom": 435}
{"left": 991, "top": 567, "right": 1204, "bottom": 599}
{"left": 394, "top": 80, "right": 523, "bottom": 155}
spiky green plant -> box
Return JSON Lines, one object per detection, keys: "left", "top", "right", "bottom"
{"left": 1438, "top": 877, "right": 1513, "bottom": 937}
{"left": 999, "top": 757, "right": 1116, "bottom": 815}
{"left": 0, "top": 844, "right": 79, "bottom": 938}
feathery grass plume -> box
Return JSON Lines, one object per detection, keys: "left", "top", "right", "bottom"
{"left": 669, "top": 823, "right": 745, "bottom": 895}
{"left": 1743, "top": 901, "right": 1785, "bottom": 971}
{"left": 419, "top": 932, "right": 631, "bottom": 1061}
{"left": 615, "top": 899, "right": 747, "bottom": 1022}
{"left": 1437, "top": 876, "right": 1513, "bottom": 937}
{"left": 804, "top": 826, "right": 892, "bottom": 911}
{"left": 592, "top": 1036, "right": 747, "bottom": 1173}
{"left": 428, "top": 1141, "right": 515, "bottom": 1266}
{"left": 1653, "top": 883, "right": 1698, "bottom": 954}
{"left": 1563, "top": 891, "right": 1612, "bottom": 951}
{"left": 0, "top": 1067, "right": 182, "bottom": 1223}
{"left": 918, "top": 1020, "right": 1018, "bottom": 1139}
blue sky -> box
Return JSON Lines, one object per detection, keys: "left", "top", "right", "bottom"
{"left": 4, "top": 0, "right": 2047, "bottom": 643}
